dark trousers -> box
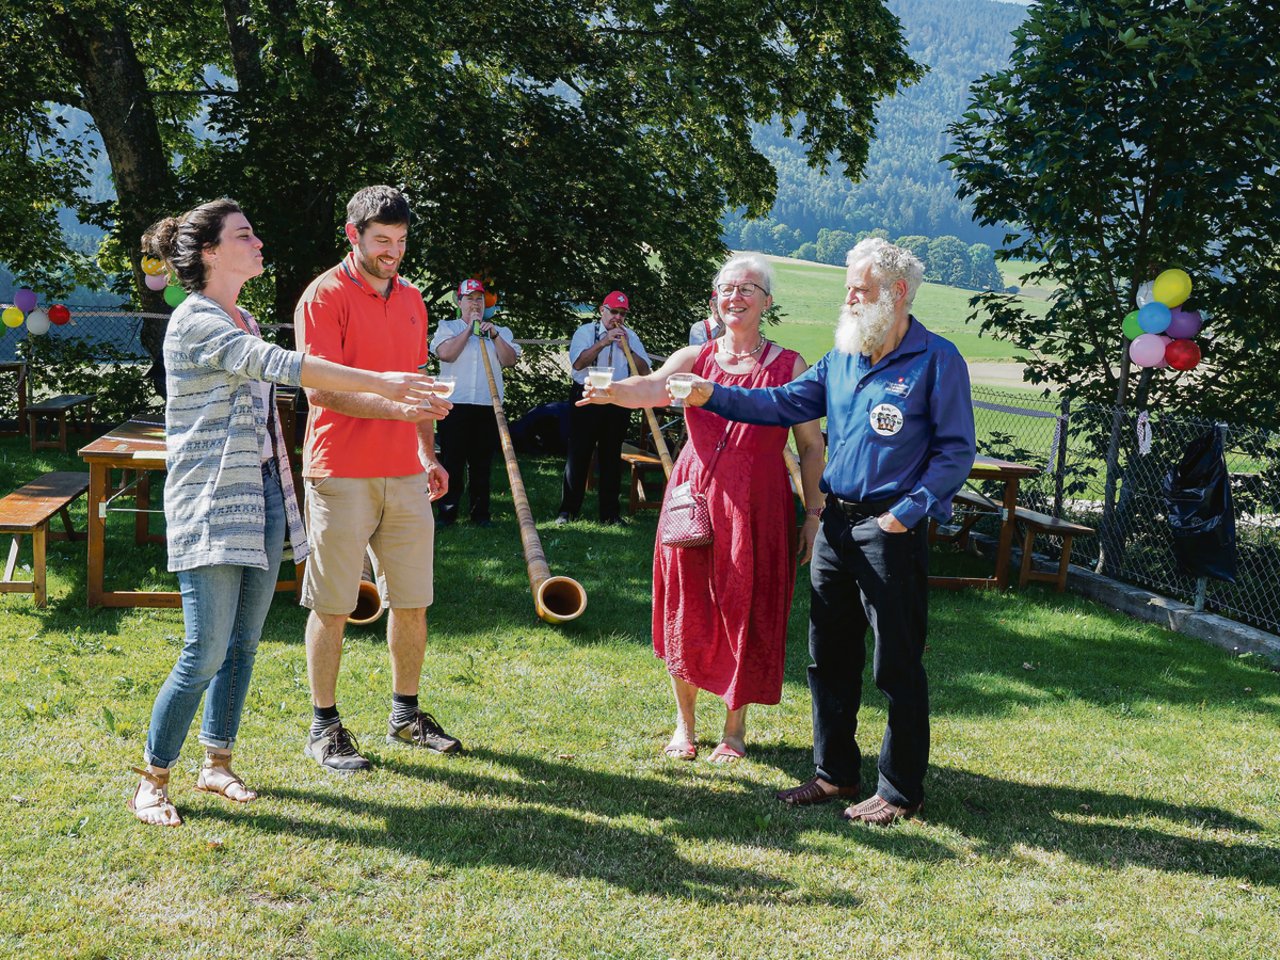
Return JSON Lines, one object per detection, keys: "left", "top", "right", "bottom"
{"left": 437, "top": 403, "right": 499, "bottom": 524}
{"left": 558, "top": 381, "right": 629, "bottom": 521}
{"left": 808, "top": 506, "right": 930, "bottom": 807}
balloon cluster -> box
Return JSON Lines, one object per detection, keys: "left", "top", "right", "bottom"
{"left": 1122, "top": 269, "right": 1203, "bottom": 371}
{"left": 1, "top": 287, "right": 71, "bottom": 336}
{"left": 141, "top": 254, "right": 188, "bottom": 308}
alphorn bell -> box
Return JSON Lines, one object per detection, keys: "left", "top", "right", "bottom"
{"left": 618, "top": 335, "right": 673, "bottom": 479}
{"left": 477, "top": 331, "right": 587, "bottom": 624}
{"left": 347, "top": 547, "right": 385, "bottom": 626}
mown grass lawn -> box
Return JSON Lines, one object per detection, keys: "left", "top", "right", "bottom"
{"left": 1, "top": 436, "right": 1277, "bottom": 960}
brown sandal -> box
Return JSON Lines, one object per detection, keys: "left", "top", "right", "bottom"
{"left": 127, "top": 766, "right": 183, "bottom": 827}
{"left": 195, "top": 754, "right": 257, "bottom": 803}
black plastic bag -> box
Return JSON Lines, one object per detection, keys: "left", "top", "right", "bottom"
{"left": 1162, "top": 428, "right": 1237, "bottom": 583}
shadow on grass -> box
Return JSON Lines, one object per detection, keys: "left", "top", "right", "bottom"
{"left": 927, "top": 766, "right": 1280, "bottom": 887}
{"left": 201, "top": 757, "right": 866, "bottom": 906}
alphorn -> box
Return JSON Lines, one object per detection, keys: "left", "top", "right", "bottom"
{"left": 478, "top": 333, "right": 587, "bottom": 624}
{"left": 782, "top": 446, "right": 806, "bottom": 509}
{"left": 618, "top": 335, "right": 673, "bottom": 479}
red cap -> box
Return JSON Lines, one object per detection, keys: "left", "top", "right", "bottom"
{"left": 457, "top": 278, "right": 486, "bottom": 297}
{"left": 601, "top": 291, "right": 629, "bottom": 311}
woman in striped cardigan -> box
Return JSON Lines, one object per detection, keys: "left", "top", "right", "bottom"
{"left": 129, "top": 199, "right": 450, "bottom": 827}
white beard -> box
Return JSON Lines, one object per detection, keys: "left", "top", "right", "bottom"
{"left": 835, "top": 288, "right": 898, "bottom": 356}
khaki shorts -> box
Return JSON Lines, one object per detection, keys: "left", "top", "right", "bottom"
{"left": 301, "top": 475, "right": 434, "bottom": 614}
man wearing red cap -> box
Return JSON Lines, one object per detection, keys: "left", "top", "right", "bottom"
{"left": 556, "top": 291, "right": 651, "bottom": 524}
{"left": 430, "top": 279, "right": 521, "bottom": 527}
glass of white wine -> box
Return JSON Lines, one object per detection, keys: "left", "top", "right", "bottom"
{"left": 432, "top": 376, "right": 456, "bottom": 399}
{"left": 667, "top": 373, "right": 696, "bottom": 400}
{"left": 587, "top": 366, "right": 614, "bottom": 390}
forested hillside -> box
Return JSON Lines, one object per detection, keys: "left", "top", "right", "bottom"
{"left": 724, "top": 0, "right": 1026, "bottom": 249}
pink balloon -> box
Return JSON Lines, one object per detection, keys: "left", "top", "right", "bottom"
{"left": 1129, "top": 333, "right": 1167, "bottom": 368}
{"left": 1155, "top": 335, "right": 1172, "bottom": 368}
{"left": 1166, "top": 308, "right": 1203, "bottom": 339}
{"left": 144, "top": 272, "right": 168, "bottom": 291}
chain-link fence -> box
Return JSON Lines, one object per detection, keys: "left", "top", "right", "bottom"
{"left": 967, "top": 385, "right": 1280, "bottom": 634}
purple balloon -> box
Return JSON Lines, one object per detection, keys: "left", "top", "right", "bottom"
{"left": 1130, "top": 333, "right": 1167, "bottom": 368}
{"left": 144, "top": 272, "right": 168, "bottom": 291}
{"left": 1137, "top": 301, "right": 1171, "bottom": 334}
{"left": 1166, "top": 308, "right": 1203, "bottom": 339}
{"left": 13, "top": 287, "right": 36, "bottom": 313}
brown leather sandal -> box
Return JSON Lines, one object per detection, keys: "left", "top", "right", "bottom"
{"left": 195, "top": 754, "right": 257, "bottom": 803}
{"left": 127, "top": 766, "right": 183, "bottom": 827}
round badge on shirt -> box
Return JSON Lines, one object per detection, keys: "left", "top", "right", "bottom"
{"left": 870, "top": 403, "right": 904, "bottom": 436}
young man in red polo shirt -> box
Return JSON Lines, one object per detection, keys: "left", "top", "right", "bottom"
{"left": 295, "top": 185, "right": 461, "bottom": 771}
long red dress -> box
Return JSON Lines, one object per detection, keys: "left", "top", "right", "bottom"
{"left": 652, "top": 342, "right": 800, "bottom": 709}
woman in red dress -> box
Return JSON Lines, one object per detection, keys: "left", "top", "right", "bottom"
{"left": 578, "top": 255, "right": 823, "bottom": 761}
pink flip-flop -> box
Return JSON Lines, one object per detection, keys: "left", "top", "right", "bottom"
{"left": 663, "top": 740, "right": 697, "bottom": 761}
{"left": 709, "top": 742, "right": 746, "bottom": 763}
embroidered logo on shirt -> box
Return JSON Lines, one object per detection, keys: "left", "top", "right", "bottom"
{"left": 870, "top": 403, "right": 904, "bottom": 436}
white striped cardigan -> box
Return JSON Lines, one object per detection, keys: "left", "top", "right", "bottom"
{"left": 163, "top": 292, "right": 308, "bottom": 572}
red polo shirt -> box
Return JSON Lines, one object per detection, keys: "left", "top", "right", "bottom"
{"left": 296, "top": 253, "right": 430, "bottom": 478}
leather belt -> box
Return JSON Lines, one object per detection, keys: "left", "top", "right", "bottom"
{"left": 825, "top": 493, "right": 899, "bottom": 521}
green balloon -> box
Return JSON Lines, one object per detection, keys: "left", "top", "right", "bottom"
{"left": 1122, "top": 310, "right": 1142, "bottom": 340}
{"left": 163, "top": 284, "right": 187, "bottom": 308}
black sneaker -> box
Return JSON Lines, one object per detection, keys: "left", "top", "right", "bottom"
{"left": 387, "top": 710, "right": 463, "bottom": 754}
{"left": 305, "top": 723, "right": 372, "bottom": 771}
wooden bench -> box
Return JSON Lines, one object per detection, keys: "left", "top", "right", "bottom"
{"left": 27, "top": 394, "right": 95, "bottom": 452}
{"left": 0, "top": 472, "right": 90, "bottom": 607}
{"left": 620, "top": 447, "right": 666, "bottom": 515}
{"left": 931, "top": 488, "right": 1000, "bottom": 548}
{"left": 1013, "top": 506, "right": 1094, "bottom": 592}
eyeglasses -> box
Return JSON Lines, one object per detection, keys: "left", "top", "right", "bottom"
{"left": 715, "top": 282, "right": 768, "bottom": 297}
{"left": 605, "top": 308, "right": 629, "bottom": 317}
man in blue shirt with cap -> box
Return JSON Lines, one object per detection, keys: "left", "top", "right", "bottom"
{"left": 681, "top": 238, "right": 976, "bottom": 825}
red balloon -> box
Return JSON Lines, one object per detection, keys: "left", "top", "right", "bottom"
{"left": 48, "top": 304, "right": 71, "bottom": 326}
{"left": 1165, "top": 338, "right": 1201, "bottom": 371}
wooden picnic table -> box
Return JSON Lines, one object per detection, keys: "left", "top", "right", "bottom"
{"left": 929, "top": 455, "right": 1041, "bottom": 591}
{"left": 79, "top": 418, "right": 174, "bottom": 608}
{"left": 28, "top": 393, "right": 95, "bottom": 452}
{"left": 79, "top": 417, "right": 302, "bottom": 608}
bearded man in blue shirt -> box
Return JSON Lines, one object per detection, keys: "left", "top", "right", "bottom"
{"left": 681, "top": 238, "right": 976, "bottom": 825}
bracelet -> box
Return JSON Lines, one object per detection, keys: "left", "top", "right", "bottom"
{"left": 805, "top": 505, "right": 823, "bottom": 518}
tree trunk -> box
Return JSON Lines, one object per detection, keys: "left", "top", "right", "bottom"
{"left": 51, "top": 6, "right": 175, "bottom": 378}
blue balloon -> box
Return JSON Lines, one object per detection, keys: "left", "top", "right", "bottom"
{"left": 1137, "top": 301, "right": 1171, "bottom": 334}
{"left": 483, "top": 305, "right": 498, "bottom": 320}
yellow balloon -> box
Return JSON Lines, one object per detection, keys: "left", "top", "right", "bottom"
{"left": 141, "top": 255, "right": 166, "bottom": 276}
{"left": 2, "top": 306, "right": 23, "bottom": 328}
{"left": 1152, "top": 268, "right": 1192, "bottom": 308}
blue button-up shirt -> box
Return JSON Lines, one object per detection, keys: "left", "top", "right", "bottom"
{"left": 704, "top": 317, "right": 976, "bottom": 528}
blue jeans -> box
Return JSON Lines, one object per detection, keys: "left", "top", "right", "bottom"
{"left": 145, "top": 462, "right": 287, "bottom": 768}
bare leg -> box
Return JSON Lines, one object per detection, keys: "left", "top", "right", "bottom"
{"left": 712, "top": 704, "right": 748, "bottom": 763}
{"left": 388, "top": 607, "right": 427, "bottom": 696}
{"left": 306, "top": 610, "right": 348, "bottom": 708}
{"left": 664, "top": 674, "right": 698, "bottom": 758}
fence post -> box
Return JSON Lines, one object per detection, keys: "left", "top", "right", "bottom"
{"left": 1053, "top": 397, "right": 1070, "bottom": 518}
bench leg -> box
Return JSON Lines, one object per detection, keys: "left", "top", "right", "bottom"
{"left": 57, "top": 413, "right": 68, "bottom": 453}
{"left": 4, "top": 534, "right": 18, "bottom": 581}
{"left": 1018, "top": 526, "right": 1036, "bottom": 589}
{"left": 32, "top": 524, "right": 46, "bottom": 607}
{"left": 1055, "top": 535, "right": 1075, "bottom": 593}
{"left": 629, "top": 466, "right": 641, "bottom": 516}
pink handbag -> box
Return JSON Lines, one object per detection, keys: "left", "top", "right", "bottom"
{"left": 658, "top": 480, "right": 714, "bottom": 548}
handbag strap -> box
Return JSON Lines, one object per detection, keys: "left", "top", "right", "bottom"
{"left": 695, "top": 341, "right": 782, "bottom": 484}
